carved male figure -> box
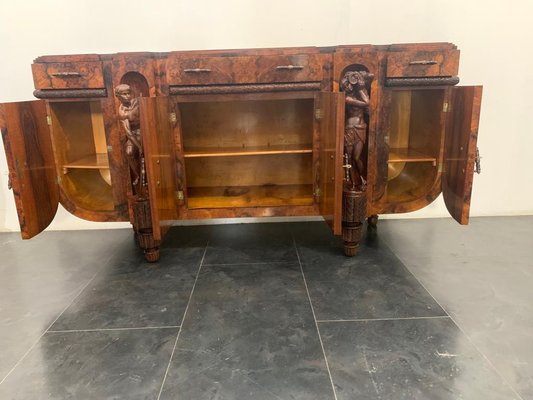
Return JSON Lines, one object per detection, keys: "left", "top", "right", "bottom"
{"left": 115, "top": 84, "right": 142, "bottom": 190}
{"left": 340, "top": 70, "right": 374, "bottom": 190}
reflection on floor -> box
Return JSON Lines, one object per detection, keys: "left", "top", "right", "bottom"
{"left": 0, "top": 217, "right": 531, "bottom": 399}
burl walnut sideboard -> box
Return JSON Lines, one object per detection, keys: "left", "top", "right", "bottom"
{"left": 0, "top": 43, "right": 482, "bottom": 261}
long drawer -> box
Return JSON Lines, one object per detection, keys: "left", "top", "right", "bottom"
{"left": 32, "top": 61, "right": 105, "bottom": 90}
{"left": 167, "top": 53, "right": 324, "bottom": 85}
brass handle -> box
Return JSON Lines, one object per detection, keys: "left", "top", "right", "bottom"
{"left": 183, "top": 68, "right": 212, "bottom": 73}
{"left": 475, "top": 147, "right": 481, "bottom": 174}
{"left": 50, "top": 72, "right": 82, "bottom": 77}
{"left": 276, "top": 65, "right": 304, "bottom": 70}
{"left": 408, "top": 60, "right": 438, "bottom": 66}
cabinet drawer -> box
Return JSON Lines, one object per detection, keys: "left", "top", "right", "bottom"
{"left": 32, "top": 61, "right": 105, "bottom": 89}
{"left": 254, "top": 54, "right": 323, "bottom": 83}
{"left": 167, "top": 53, "right": 324, "bottom": 85}
{"left": 386, "top": 50, "right": 459, "bottom": 78}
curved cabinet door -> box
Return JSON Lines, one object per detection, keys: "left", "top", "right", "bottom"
{"left": 0, "top": 100, "right": 59, "bottom": 238}
{"left": 443, "top": 86, "right": 483, "bottom": 224}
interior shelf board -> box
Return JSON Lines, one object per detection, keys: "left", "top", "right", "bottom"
{"left": 184, "top": 144, "right": 313, "bottom": 158}
{"left": 63, "top": 153, "right": 110, "bottom": 169}
{"left": 388, "top": 148, "right": 436, "bottom": 164}
{"left": 187, "top": 184, "right": 314, "bottom": 208}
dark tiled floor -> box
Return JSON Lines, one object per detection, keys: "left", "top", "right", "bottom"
{"left": 0, "top": 218, "right": 530, "bottom": 399}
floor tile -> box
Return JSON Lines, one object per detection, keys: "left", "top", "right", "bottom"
{"left": 159, "top": 262, "right": 334, "bottom": 400}
{"left": 291, "top": 222, "right": 445, "bottom": 320}
{"left": 203, "top": 223, "right": 298, "bottom": 265}
{"left": 378, "top": 216, "right": 533, "bottom": 399}
{"left": 0, "top": 328, "right": 177, "bottom": 400}
{"left": 50, "top": 242, "right": 206, "bottom": 331}
{"left": 320, "top": 318, "right": 521, "bottom": 400}
{"left": 0, "top": 229, "right": 131, "bottom": 381}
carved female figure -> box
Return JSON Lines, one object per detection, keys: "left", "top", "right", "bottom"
{"left": 340, "top": 70, "right": 374, "bottom": 190}
{"left": 115, "top": 84, "right": 143, "bottom": 192}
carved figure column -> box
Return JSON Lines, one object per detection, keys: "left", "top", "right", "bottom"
{"left": 115, "top": 84, "right": 159, "bottom": 262}
{"left": 340, "top": 70, "right": 374, "bottom": 256}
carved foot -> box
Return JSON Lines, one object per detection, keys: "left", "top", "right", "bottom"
{"left": 343, "top": 223, "right": 363, "bottom": 257}
{"left": 144, "top": 247, "right": 160, "bottom": 262}
{"left": 367, "top": 214, "right": 379, "bottom": 229}
{"left": 342, "top": 187, "right": 367, "bottom": 257}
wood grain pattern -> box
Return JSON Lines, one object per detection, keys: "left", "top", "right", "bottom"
{"left": 0, "top": 100, "right": 59, "bottom": 238}
{"left": 386, "top": 49, "right": 460, "bottom": 78}
{"left": 443, "top": 86, "right": 483, "bottom": 224}
{"left": 32, "top": 62, "right": 105, "bottom": 89}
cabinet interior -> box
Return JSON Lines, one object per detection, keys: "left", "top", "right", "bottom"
{"left": 385, "top": 89, "right": 444, "bottom": 203}
{"left": 49, "top": 101, "right": 114, "bottom": 211}
{"left": 180, "top": 98, "right": 315, "bottom": 208}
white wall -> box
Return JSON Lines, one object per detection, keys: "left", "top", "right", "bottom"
{"left": 0, "top": 0, "right": 531, "bottom": 232}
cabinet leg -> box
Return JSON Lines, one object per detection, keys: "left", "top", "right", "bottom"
{"left": 367, "top": 214, "right": 379, "bottom": 229}
{"left": 342, "top": 187, "right": 367, "bottom": 257}
{"left": 132, "top": 198, "right": 160, "bottom": 263}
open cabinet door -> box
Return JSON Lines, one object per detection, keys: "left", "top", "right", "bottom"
{"left": 0, "top": 101, "right": 59, "bottom": 238}
{"left": 318, "top": 91, "right": 345, "bottom": 235}
{"left": 139, "top": 97, "right": 179, "bottom": 240}
{"left": 443, "top": 86, "right": 483, "bottom": 224}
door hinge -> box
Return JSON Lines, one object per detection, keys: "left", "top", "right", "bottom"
{"left": 438, "top": 163, "right": 445, "bottom": 173}
{"left": 176, "top": 190, "right": 184, "bottom": 200}
{"left": 442, "top": 102, "right": 449, "bottom": 113}
{"left": 475, "top": 147, "right": 481, "bottom": 174}
{"left": 46, "top": 115, "right": 52, "bottom": 125}
{"left": 169, "top": 112, "right": 177, "bottom": 124}
{"left": 56, "top": 175, "right": 61, "bottom": 184}
{"left": 314, "top": 109, "right": 323, "bottom": 120}
{"left": 107, "top": 145, "right": 113, "bottom": 153}
{"left": 313, "top": 187, "right": 321, "bottom": 197}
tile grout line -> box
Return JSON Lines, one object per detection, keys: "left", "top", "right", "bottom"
{"left": 202, "top": 261, "right": 294, "bottom": 267}
{"left": 317, "top": 315, "right": 450, "bottom": 323}
{"left": 156, "top": 240, "right": 209, "bottom": 400}
{"left": 379, "top": 236, "right": 525, "bottom": 400}
{"left": 292, "top": 235, "right": 339, "bottom": 400}
{"left": 47, "top": 326, "right": 180, "bottom": 333}
{"left": 0, "top": 235, "right": 132, "bottom": 386}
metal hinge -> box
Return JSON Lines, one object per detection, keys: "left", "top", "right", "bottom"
{"left": 169, "top": 112, "right": 177, "bottom": 124}
{"left": 313, "top": 187, "right": 321, "bottom": 197}
{"left": 438, "top": 163, "right": 445, "bottom": 173}
{"left": 314, "top": 109, "right": 323, "bottom": 120}
{"left": 56, "top": 175, "right": 61, "bottom": 184}
{"left": 442, "top": 102, "right": 449, "bottom": 113}
{"left": 46, "top": 115, "right": 52, "bottom": 125}
{"left": 107, "top": 145, "right": 113, "bottom": 153}
{"left": 176, "top": 190, "right": 184, "bottom": 200}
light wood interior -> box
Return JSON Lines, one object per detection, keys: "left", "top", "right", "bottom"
{"left": 181, "top": 98, "right": 315, "bottom": 209}
{"left": 386, "top": 89, "right": 444, "bottom": 203}
{"left": 50, "top": 101, "right": 113, "bottom": 209}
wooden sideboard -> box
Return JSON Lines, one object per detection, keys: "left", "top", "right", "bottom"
{"left": 0, "top": 43, "right": 482, "bottom": 261}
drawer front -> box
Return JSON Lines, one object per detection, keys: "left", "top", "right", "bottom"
{"left": 32, "top": 61, "right": 105, "bottom": 89}
{"left": 167, "top": 53, "right": 323, "bottom": 85}
{"left": 167, "top": 56, "right": 246, "bottom": 85}
{"left": 386, "top": 50, "right": 459, "bottom": 78}
{"left": 254, "top": 54, "right": 323, "bottom": 83}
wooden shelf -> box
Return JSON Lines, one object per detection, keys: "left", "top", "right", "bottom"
{"left": 388, "top": 148, "right": 436, "bottom": 165}
{"left": 63, "top": 153, "right": 109, "bottom": 169}
{"left": 184, "top": 144, "right": 313, "bottom": 158}
{"left": 187, "top": 184, "right": 314, "bottom": 209}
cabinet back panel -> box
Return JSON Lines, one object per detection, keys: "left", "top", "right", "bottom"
{"left": 185, "top": 153, "right": 312, "bottom": 188}
{"left": 180, "top": 99, "right": 314, "bottom": 150}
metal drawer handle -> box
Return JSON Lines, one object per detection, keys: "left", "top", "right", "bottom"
{"left": 276, "top": 65, "right": 304, "bottom": 70}
{"left": 408, "top": 60, "right": 438, "bottom": 66}
{"left": 50, "top": 72, "right": 82, "bottom": 77}
{"left": 183, "top": 68, "right": 212, "bottom": 73}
